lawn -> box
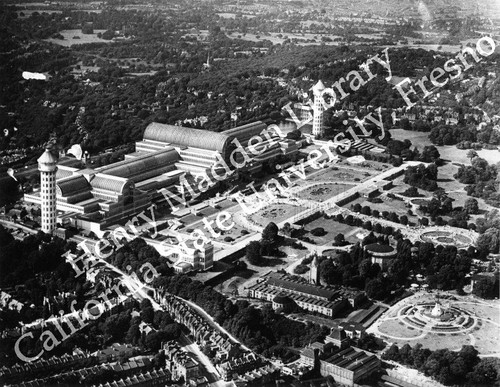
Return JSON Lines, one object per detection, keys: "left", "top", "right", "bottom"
{"left": 300, "top": 216, "right": 361, "bottom": 245}
{"left": 347, "top": 194, "right": 419, "bottom": 225}
{"left": 45, "top": 29, "right": 111, "bottom": 46}
{"left": 307, "top": 163, "right": 390, "bottom": 183}
{"left": 226, "top": 31, "right": 343, "bottom": 46}
{"left": 371, "top": 292, "right": 500, "bottom": 355}
{"left": 390, "top": 129, "right": 500, "bottom": 165}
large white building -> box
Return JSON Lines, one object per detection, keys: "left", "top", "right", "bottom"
{"left": 25, "top": 121, "right": 298, "bottom": 235}
{"left": 24, "top": 121, "right": 300, "bottom": 271}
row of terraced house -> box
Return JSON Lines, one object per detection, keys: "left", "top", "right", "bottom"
{"left": 154, "top": 290, "right": 279, "bottom": 384}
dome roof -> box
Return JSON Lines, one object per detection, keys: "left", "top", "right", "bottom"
{"left": 37, "top": 149, "right": 58, "bottom": 165}
{"left": 311, "top": 80, "right": 326, "bottom": 94}
{"left": 143, "top": 123, "right": 231, "bottom": 154}
{"left": 365, "top": 243, "right": 395, "bottom": 253}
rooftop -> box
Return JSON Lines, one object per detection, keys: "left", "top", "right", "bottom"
{"left": 266, "top": 272, "right": 339, "bottom": 301}
{"left": 37, "top": 149, "right": 58, "bottom": 165}
{"left": 364, "top": 243, "right": 395, "bottom": 254}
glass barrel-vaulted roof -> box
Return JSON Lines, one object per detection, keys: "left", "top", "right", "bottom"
{"left": 143, "top": 123, "right": 232, "bottom": 154}
{"left": 97, "top": 148, "right": 179, "bottom": 179}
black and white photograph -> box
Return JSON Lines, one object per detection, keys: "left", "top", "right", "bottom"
{"left": 0, "top": 0, "right": 499, "bottom": 386}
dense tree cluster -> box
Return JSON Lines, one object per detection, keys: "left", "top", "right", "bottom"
{"left": 383, "top": 344, "right": 497, "bottom": 386}
{"left": 454, "top": 158, "right": 499, "bottom": 208}
{"left": 351, "top": 203, "right": 411, "bottom": 226}
{"left": 245, "top": 222, "right": 284, "bottom": 265}
{"left": 472, "top": 274, "right": 499, "bottom": 299}
{"left": 0, "top": 226, "right": 84, "bottom": 319}
{"left": 475, "top": 210, "right": 500, "bottom": 254}
{"left": 332, "top": 213, "right": 397, "bottom": 236}
{"left": 320, "top": 214, "right": 475, "bottom": 294}
{"left": 424, "top": 245, "right": 472, "bottom": 291}
{"left": 153, "top": 275, "right": 329, "bottom": 356}
{"left": 108, "top": 238, "right": 172, "bottom": 276}
{"left": 0, "top": 229, "right": 181, "bottom": 367}
{"left": 429, "top": 125, "right": 476, "bottom": 146}
{"left": 404, "top": 163, "right": 439, "bottom": 191}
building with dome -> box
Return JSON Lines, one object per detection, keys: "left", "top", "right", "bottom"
{"left": 24, "top": 121, "right": 298, "bottom": 235}
{"left": 363, "top": 243, "right": 397, "bottom": 270}
{"left": 272, "top": 294, "right": 296, "bottom": 313}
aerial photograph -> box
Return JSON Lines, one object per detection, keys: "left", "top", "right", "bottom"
{"left": 0, "top": 0, "right": 499, "bottom": 386}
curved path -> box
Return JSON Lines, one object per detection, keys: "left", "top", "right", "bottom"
{"left": 369, "top": 292, "right": 500, "bottom": 356}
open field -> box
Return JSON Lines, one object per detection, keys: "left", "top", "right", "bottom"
{"left": 301, "top": 216, "right": 356, "bottom": 245}
{"left": 45, "top": 29, "right": 111, "bottom": 46}
{"left": 217, "top": 13, "right": 256, "bottom": 19}
{"left": 298, "top": 216, "right": 363, "bottom": 245}
{"left": 226, "top": 31, "right": 343, "bottom": 46}
{"left": 390, "top": 129, "right": 500, "bottom": 165}
{"left": 390, "top": 129, "right": 500, "bottom": 213}
{"left": 348, "top": 194, "right": 418, "bottom": 222}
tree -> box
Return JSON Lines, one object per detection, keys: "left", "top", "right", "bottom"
{"left": 383, "top": 344, "right": 400, "bottom": 361}
{"left": 101, "top": 30, "right": 115, "bottom": 40}
{"left": 399, "top": 343, "right": 414, "bottom": 364}
{"left": 126, "top": 323, "right": 141, "bottom": 345}
{"left": 467, "top": 359, "right": 498, "bottom": 385}
{"left": 82, "top": 22, "right": 94, "bottom": 34}
{"left": 145, "top": 331, "right": 164, "bottom": 351}
{"left": 473, "top": 276, "right": 497, "bottom": 299}
{"left": 365, "top": 278, "right": 390, "bottom": 300}
{"left": 476, "top": 228, "right": 500, "bottom": 254}
{"left": 361, "top": 206, "right": 371, "bottom": 216}
{"left": 246, "top": 241, "right": 262, "bottom": 265}
{"left": 320, "top": 259, "right": 343, "bottom": 285}
{"left": 261, "top": 222, "right": 280, "bottom": 256}
{"left": 311, "top": 227, "right": 326, "bottom": 236}
{"left": 466, "top": 149, "right": 478, "bottom": 163}
{"left": 352, "top": 203, "right": 362, "bottom": 213}
{"left": 262, "top": 222, "right": 279, "bottom": 244}
{"left": 420, "top": 145, "right": 441, "bottom": 163}
{"left": 358, "top": 259, "right": 372, "bottom": 278}
{"left": 464, "top": 198, "right": 479, "bottom": 215}
{"left": 334, "top": 233, "right": 346, "bottom": 246}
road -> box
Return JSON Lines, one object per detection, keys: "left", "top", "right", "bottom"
{"left": 178, "top": 296, "right": 252, "bottom": 352}
{"left": 65, "top": 235, "right": 269, "bottom": 383}
{"left": 178, "top": 333, "right": 228, "bottom": 387}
